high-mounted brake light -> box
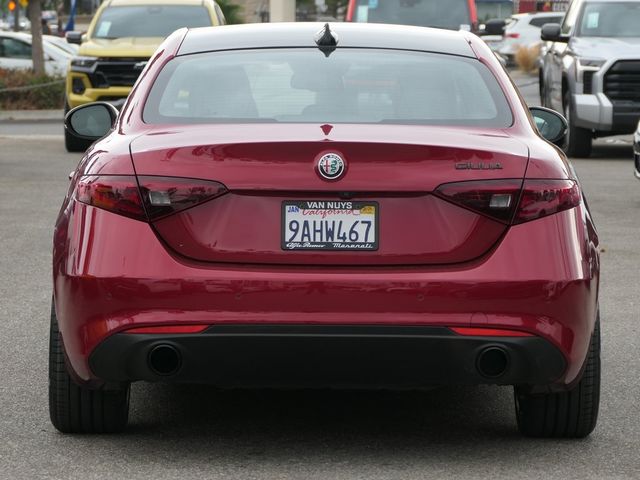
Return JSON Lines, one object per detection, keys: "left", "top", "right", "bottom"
{"left": 435, "top": 179, "right": 581, "bottom": 225}
{"left": 75, "top": 175, "right": 228, "bottom": 222}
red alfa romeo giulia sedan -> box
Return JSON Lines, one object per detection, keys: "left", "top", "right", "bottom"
{"left": 52, "top": 22, "right": 601, "bottom": 437}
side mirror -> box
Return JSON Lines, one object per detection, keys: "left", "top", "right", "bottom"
{"left": 65, "top": 102, "right": 118, "bottom": 149}
{"left": 530, "top": 106, "right": 567, "bottom": 147}
{"left": 483, "top": 19, "right": 506, "bottom": 36}
{"left": 541, "top": 23, "right": 567, "bottom": 42}
{"left": 66, "top": 31, "right": 83, "bottom": 45}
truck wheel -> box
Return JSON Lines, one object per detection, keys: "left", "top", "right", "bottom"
{"left": 563, "top": 92, "right": 593, "bottom": 157}
{"left": 49, "top": 300, "right": 130, "bottom": 433}
{"left": 514, "top": 317, "right": 600, "bottom": 438}
{"left": 64, "top": 101, "right": 91, "bottom": 153}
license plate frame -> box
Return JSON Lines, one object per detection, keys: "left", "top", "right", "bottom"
{"left": 281, "top": 200, "right": 379, "bottom": 251}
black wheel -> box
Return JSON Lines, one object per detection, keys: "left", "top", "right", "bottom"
{"left": 539, "top": 69, "right": 545, "bottom": 106}
{"left": 49, "top": 300, "right": 130, "bottom": 433}
{"left": 514, "top": 317, "right": 600, "bottom": 438}
{"left": 64, "top": 101, "right": 91, "bottom": 153}
{"left": 563, "top": 91, "right": 593, "bottom": 158}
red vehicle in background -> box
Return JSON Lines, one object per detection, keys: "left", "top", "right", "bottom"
{"left": 346, "top": 0, "right": 478, "bottom": 32}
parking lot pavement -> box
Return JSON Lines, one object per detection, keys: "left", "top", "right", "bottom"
{"left": 1, "top": 84, "right": 640, "bottom": 479}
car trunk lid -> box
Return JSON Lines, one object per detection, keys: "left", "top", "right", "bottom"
{"left": 130, "top": 124, "right": 529, "bottom": 266}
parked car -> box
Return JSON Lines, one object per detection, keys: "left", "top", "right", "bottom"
{"left": 0, "top": 32, "right": 72, "bottom": 76}
{"left": 2, "top": 14, "right": 31, "bottom": 32}
{"left": 54, "top": 22, "right": 601, "bottom": 438}
{"left": 41, "top": 10, "right": 59, "bottom": 35}
{"left": 495, "top": 12, "right": 565, "bottom": 65}
{"left": 345, "top": 0, "right": 479, "bottom": 32}
{"left": 44, "top": 34, "right": 79, "bottom": 56}
{"left": 540, "top": 0, "right": 640, "bottom": 157}
{"left": 634, "top": 120, "right": 640, "bottom": 179}
{"left": 63, "top": 0, "right": 226, "bottom": 151}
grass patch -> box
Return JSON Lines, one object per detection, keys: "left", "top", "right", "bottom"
{"left": 0, "top": 68, "right": 65, "bottom": 110}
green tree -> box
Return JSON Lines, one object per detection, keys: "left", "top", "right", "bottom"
{"left": 216, "top": 0, "right": 243, "bottom": 24}
{"left": 28, "top": 0, "right": 46, "bottom": 76}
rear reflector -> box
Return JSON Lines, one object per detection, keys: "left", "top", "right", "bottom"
{"left": 75, "top": 175, "right": 227, "bottom": 222}
{"left": 124, "top": 325, "right": 209, "bottom": 334}
{"left": 435, "top": 179, "right": 580, "bottom": 225}
{"left": 451, "top": 327, "right": 533, "bottom": 337}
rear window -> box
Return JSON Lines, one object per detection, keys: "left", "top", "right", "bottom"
{"left": 92, "top": 6, "right": 211, "bottom": 39}
{"left": 144, "top": 48, "right": 513, "bottom": 127}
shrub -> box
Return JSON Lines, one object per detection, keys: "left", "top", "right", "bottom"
{"left": 514, "top": 44, "right": 541, "bottom": 74}
{"left": 0, "top": 68, "right": 65, "bottom": 110}
{"left": 217, "top": 0, "right": 243, "bottom": 24}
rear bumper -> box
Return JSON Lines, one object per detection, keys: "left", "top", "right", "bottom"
{"left": 53, "top": 202, "right": 599, "bottom": 388}
{"left": 89, "top": 325, "right": 566, "bottom": 388}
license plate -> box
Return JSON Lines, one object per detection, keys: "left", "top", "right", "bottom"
{"left": 282, "top": 201, "right": 378, "bottom": 251}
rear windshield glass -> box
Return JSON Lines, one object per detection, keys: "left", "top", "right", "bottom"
{"left": 144, "top": 48, "right": 512, "bottom": 127}
{"left": 352, "top": 0, "right": 472, "bottom": 30}
{"left": 577, "top": 2, "right": 640, "bottom": 37}
{"left": 92, "top": 6, "right": 211, "bottom": 39}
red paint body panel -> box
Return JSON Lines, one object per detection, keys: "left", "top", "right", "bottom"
{"left": 53, "top": 24, "right": 600, "bottom": 392}
{"left": 153, "top": 192, "right": 506, "bottom": 265}
{"left": 53, "top": 202, "right": 598, "bottom": 385}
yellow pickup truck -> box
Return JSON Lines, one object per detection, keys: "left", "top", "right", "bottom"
{"left": 65, "top": 0, "right": 225, "bottom": 151}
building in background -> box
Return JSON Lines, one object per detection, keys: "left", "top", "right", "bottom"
{"left": 515, "top": 0, "right": 569, "bottom": 12}
{"left": 476, "top": 0, "right": 513, "bottom": 22}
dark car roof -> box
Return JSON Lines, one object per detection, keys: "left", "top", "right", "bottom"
{"left": 178, "top": 22, "right": 476, "bottom": 58}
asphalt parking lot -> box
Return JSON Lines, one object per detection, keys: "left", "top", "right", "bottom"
{"left": 1, "top": 79, "right": 639, "bottom": 479}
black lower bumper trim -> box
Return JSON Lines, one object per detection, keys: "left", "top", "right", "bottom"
{"left": 89, "top": 325, "right": 566, "bottom": 388}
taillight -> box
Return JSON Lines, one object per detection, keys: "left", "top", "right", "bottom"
{"left": 505, "top": 32, "right": 520, "bottom": 39}
{"left": 435, "top": 179, "right": 580, "bottom": 225}
{"left": 137, "top": 176, "right": 227, "bottom": 221}
{"left": 75, "top": 175, "right": 227, "bottom": 221}
{"left": 435, "top": 179, "right": 522, "bottom": 223}
{"left": 513, "top": 179, "right": 581, "bottom": 225}
{"left": 76, "top": 175, "right": 146, "bottom": 221}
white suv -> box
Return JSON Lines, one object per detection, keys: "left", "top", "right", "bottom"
{"left": 498, "top": 12, "right": 565, "bottom": 63}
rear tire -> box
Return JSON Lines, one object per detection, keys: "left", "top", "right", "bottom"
{"left": 514, "top": 318, "right": 600, "bottom": 438}
{"left": 563, "top": 91, "right": 593, "bottom": 158}
{"left": 49, "top": 300, "right": 130, "bottom": 433}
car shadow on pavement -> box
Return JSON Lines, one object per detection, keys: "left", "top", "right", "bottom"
{"left": 125, "top": 383, "right": 521, "bottom": 445}
{"left": 574, "top": 141, "right": 633, "bottom": 161}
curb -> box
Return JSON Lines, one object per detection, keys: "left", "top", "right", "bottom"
{"left": 0, "top": 110, "right": 64, "bottom": 122}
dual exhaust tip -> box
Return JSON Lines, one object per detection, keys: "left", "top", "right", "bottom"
{"left": 147, "top": 343, "right": 510, "bottom": 380}
{"left": 476, "top": 347, "right": 510, "bottom": 378}
{"left": 148, "top": 344, "right": 182, "bottom": 376}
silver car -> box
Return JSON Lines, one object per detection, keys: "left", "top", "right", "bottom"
{"left": 540, "top": 0, "right": 640, "bottom": 157}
